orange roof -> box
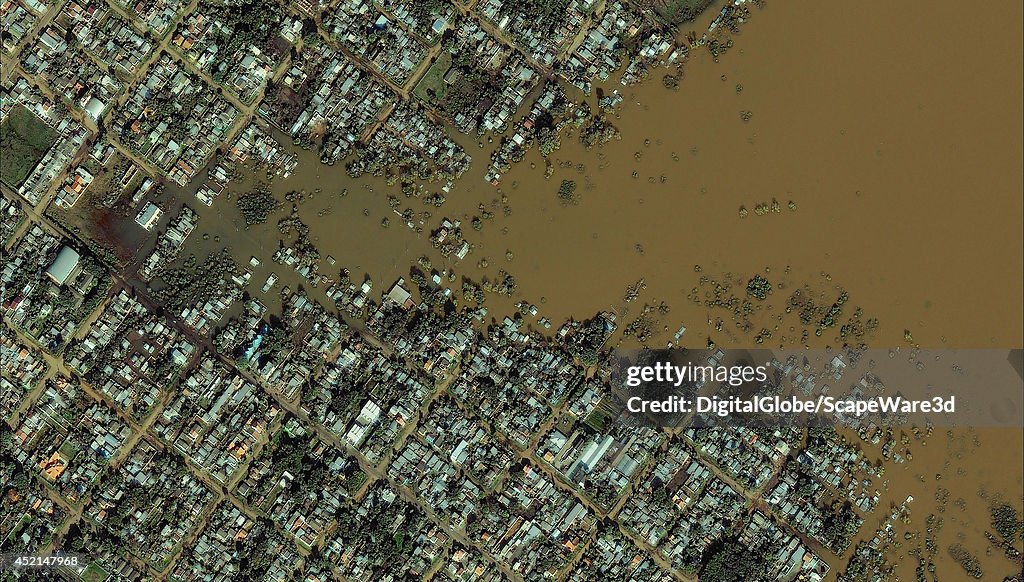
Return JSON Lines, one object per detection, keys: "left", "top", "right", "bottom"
{"left": 40, "top": 451, "right": 67, "bottom": 480}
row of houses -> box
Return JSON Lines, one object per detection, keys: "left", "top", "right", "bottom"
{"left": 112, "top": 54, "right": 239, "bottom": 186}
{"left": 325, "top": 0, "right": 428, "bottom": 85}
{"left": 65, "top": 288, "right": 198, "bottom": 420}
{"left": 8, "top": 375, "right": 132, "bottom": 503}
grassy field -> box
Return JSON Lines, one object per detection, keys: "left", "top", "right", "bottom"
{"left": 0, "top": 105, "right": 58, "bottom": 189}
{"left": 80, "top": 562, "right": 109, "bottom": 581}
{"left": 58, "top": 440, "right": 79, "bottom": 461}
{"left": 412, "top": 50, "right": 452, "bottom": 105}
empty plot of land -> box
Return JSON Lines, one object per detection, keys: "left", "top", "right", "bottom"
{"left": 413, "top": 50, "right": 451, "bottom": 105}
{"left": 0, "top": 105, "right": 57, "bottom": 189}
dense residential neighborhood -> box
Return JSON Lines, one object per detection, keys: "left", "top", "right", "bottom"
{"left": 0, "top": 0, "right": 932, "bottom": 580}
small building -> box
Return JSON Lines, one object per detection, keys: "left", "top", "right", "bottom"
{"left": 45, "top": 245, "right": 81, "bottom": 285}
{"left": 83, "top": 97, "right": 105, "bottom": 121}
{"left": 135, "top": 202, "right": 163, "bottom": 231}
{"left": 431, "top": 17, "right": 447, "bottom": 35}
{"left": 443, "top": 67, "right": 461, "bottom": 85}
{"left": 54, "top": 167, "right": 94, "bottom": 209}
{"left": 386, "top": 281, "right": 414, "bottom": 309}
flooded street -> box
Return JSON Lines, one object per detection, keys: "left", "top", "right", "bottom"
{"left": 179, "top": 0, "right": 1022, "bottom": 350}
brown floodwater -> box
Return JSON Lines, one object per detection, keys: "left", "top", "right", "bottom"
{"left": 179, "top": 0, "right": 1024, "bottom": 351}
{"left": 143, "top": 0, "right": 1022, "bottom": 579}
{"left": 467, "top": 0, "right": 1024, "bottom": 351}
{"left": 881, "top": 426, "right": 1024, "bottom": 581}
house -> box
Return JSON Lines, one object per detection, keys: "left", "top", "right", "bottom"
{"left": 385, "top": 281, "right": 414, "bottom": 309}
{"left": 443, "top": 67, "right": 461, "bottom": 85}
{"left": 135, "top": 202, "right": 163, "bottom": 231}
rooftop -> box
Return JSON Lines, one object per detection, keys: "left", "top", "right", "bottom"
{"left": 45, "top": 245, "right": 80, "bottom": 285}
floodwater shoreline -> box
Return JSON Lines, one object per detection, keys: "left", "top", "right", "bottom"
{"left": 58, "top": 1, "right": 1022, "bottom": 578}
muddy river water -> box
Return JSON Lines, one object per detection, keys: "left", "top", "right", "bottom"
{"left": 153, "top": 0, "right": 1022, "bottom": 578}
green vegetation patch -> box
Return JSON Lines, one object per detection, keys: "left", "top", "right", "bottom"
{"left": 236, "top": 184, "right": 279, "bottom": 226}
{"left": 655, "top": 0, "right": 714, "bottom": 26}
{"left": 990, "top": 503, "right": 1022, "bottom": 542}
{"left": 0, "top": 105, "right": 58, "bottom": 189}
{"left": 80, "top": 562, "right": 109, "bottom": 582}
{"left": 432, "top": 51, "right": 498, "bottom": 122}
{"left": 583, "top": 399, "right": 616, "bottom": 431}
{"left": 519, "top": 0, "right": 573, "bottom": 31}
{"left": 58, "top": 440, "right": 80, "bottom": 461}
{"left": 200, "top": 0, "right": 287, "bottom": 66}
{"left": 413, "top": 50, "right": 452, "bottom": 105}
{"left": 699, "top": 535, "right": 765, "bottom": 582}
{"left": 557, "top": 179, "right": 579, "bottom": 205}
